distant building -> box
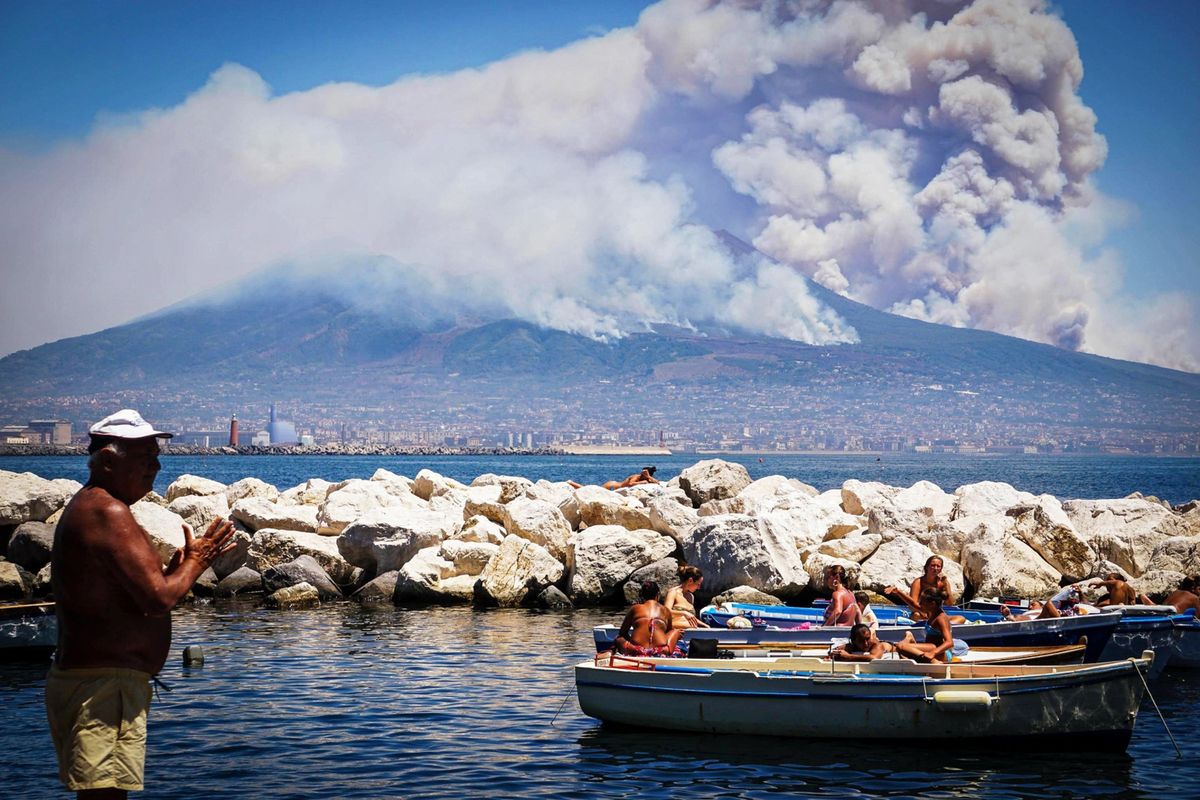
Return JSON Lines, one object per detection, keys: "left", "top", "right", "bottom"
{"left": 266, "top": 404, "right": 297, "bottom": 445}
{"left": 28, "top": 419, "right": 72, "bottom": 444}
{"left": 252, "top": 430, "right": 271, "bottom": 446}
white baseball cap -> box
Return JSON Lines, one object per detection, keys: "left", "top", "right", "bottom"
{"left": 89, "top": 409, "right": 174, "bottom": 440}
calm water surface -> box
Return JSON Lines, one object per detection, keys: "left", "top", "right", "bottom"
{"left": 1, "top": 604, "right": 1195, "bottom": 799}
{"left": 3, "top": 453, "right": 1198, "bottom": 504}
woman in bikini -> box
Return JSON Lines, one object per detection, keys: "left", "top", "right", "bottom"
{"left": 662, "top": 565, "right": 709, "bottom": 629}
{"left": 614, "top": 580, "right": 683, "bottom": 656}
{"left": 892, "top": 587, "right": 968, "bottom": 663}
{"left": 884, "top": 555, "right": 960, "bottom": 622}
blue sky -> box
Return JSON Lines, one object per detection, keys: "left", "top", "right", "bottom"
{"left": 0, "top": 0, "right": 1195, "bottom": 367}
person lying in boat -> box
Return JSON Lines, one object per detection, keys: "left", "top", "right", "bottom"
{"left": 663, "top": 565, "right": 709, "bottom": 629}
{"left": 854, "top": 591, "right": 879, "bottom": 631}
{"left": 998, "top": 582, "right": 1098, "bottom": 620}
{"left": 883, "top": 556, "right": 961, "bottom": 622}
{"left": 613, "top": 580, "right": 683, "bottom": 657}
{"left": 832, "top": 623, "right": 898, "bottom": 661}
{"left": 899, "top": 587, "right": 969, "bottom": 663}
{"left": 1165, "top": 576, "right": 1200, "bottom": 616}
{"left": 821, "top": 564, "right": 859, "bottom": 626}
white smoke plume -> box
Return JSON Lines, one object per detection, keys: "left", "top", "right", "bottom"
{"left": 0, "top": 0, "right": 1194, "bottom": 370}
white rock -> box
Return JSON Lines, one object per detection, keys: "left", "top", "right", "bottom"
{"left": 0, "top": 470, "right": 78, "bottom": 525}
{"left": 678, "top": 459, "right": 752, "bottom": 507}
{"left": 451, "top": 515, "right": 507, "bottom": 545}
{"left": 371, "top": 469, "right": 414, "bottom": 492}
{"left": 1008, "top": 496, "right": 1094, "bottom": 579}
{"left": 952, "top": 481, "right": 1035, "bottom": 519}
{"left": 471, "top": 473, "right": 533, "bottom": 504}
{"left": 278, "top": 478, "right": 333, "bottom": 506}
{"left": 1144, "top": 537, "right": 1200, "bottom": 575}
{"left": 164, "top": 474, "right": 226, "bottom": 503}
{"left": 502, "top": 496, "right": 573, "bottom": 560}
{"left": 247, "top": 528, "right": 356, "bottom": 584}
{"left": 475, "top": 535, "right": 565, "bottom": 607}
{"left": 167, "top": 494, "right": 231, "bottom": 535}
{"left": 225, "top": 477, "right": 279, "bottom": 506}
{"left": 524, "top": 480, "right": 582, "bottom": 529}
{"left": 568, "top": 525, "right": 677, "bottom": 604}
{"left": 463, "top": 484, "right": 507, "bottom": 524}
{"left": 737, "top": 475, "right": 819, "bottom": 510}
{"left": 801, "top": 552, "right": 861, "bottom": 592}
{"left": 574, "top": 485, "right": 653, "bottom": 530}
{"left": 682, "top": 514, "right": 809, "bottom": 597}
{"left": 840, "top": 480, "right": 900, "bottom": 516}
{"left": 230, "top": 497, "right": 319, "bottom": 533}
{"left": 412, "top": 469, "right": 467, "bottom": 501}
{"left": 129, "top": 500, "right": 187, "bottom": 564}
{"left": 1064, "top": 498, "right": 1188, "bottom": 577}
{"left": 317, "top": 479, "right": 428, "bottom": 535}
{"left": 337, "top": 507, "right": 460, "bottom": 573}
{"left": 438, "top": 540, "right": 499, "bottom": 576}
{"left": 857, "top": 537, "right": 964, "bottom": 598}
{"left": 768, "top": 494, "right": 862, "bottom": 546}
{"left": 393, "top": 545, "right": 459, "bottom": 603}
{"left": 813, "top": 532, "right": 882, "bottom": 564}
{"left": 960, "top": 518, "right": 1060, "bottom": 598}
{"left": 646, "top": 495, "right": 700, "bottom": 545}
{"left": 893, "top": 480, "right": 955, "bottom": 520}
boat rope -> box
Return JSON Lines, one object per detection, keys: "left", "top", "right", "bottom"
{"left": 550, "top": 686, "right": 577, "bottom": 728}
{"left": 1130, "top": 658, "right": 1181, "bottom": 759}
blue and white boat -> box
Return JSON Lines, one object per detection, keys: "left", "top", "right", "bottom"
{"left": 0, "top": 602, "right": 56, "bottom": 662}
{"left": 575, "top": 649, "right": 1156, "bottom": 751}
{"left": 1168, "top": 612, "right": 1200, "bottom": 669}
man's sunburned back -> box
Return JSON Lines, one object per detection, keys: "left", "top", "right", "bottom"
{"left": 1165, "top": 589, "right": 1200, "bottom": 615}
{"left": 53, "top": 487, "right": 172, "bottom": 675}
{"left": 1105, "top": 580, "right": 1137, "bottom": 605}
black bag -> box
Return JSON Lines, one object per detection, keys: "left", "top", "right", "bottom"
{"left": 688, "top": 638, "right": 718, "bottom": 659}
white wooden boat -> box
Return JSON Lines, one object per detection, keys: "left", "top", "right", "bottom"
{"left": 0, "top": 601, "right": 57, "bottom": 662}
{"left": 575, "top": 650, "right": 1155, "bottom": 751}
{"left": 695, "top": 642, "right": 1087, "bottom": 665}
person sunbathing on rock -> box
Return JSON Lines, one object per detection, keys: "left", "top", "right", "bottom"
{"left": 613, "top": 580, "right": 683, "bottom": 657}
{"left": 567, "top": 466, "right": 660, "bottom": 491}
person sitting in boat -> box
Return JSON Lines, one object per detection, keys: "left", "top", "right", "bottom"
{"left": 854, "top": 591, "right": 879, "bottom": 631}
{"left": 1092, "top": 572, "right": 1153, "bottom": 607}
{"left": 663, "top": 565, "right": 709, "bottom": 629}
{"left": 899, "top": 587, "right": 969, "bottom": 663}
{"left": 613, "top": 580, "right": 683, "bottom": 657}
{"left": 831, "top": 623, "right": 900, "bottom": 661}
{"left": 822, "top": 564, "right": 859, "bottom": 626}
{"left": 883, "top": 556, "right": 958, "bottom": 622}
{"left": 999, "top": 581, "right": 1097, "bottom": 620}
{"left": 1165, "top": 576, "right": 1200, "bottom": 616}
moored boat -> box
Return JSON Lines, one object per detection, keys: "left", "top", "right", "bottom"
{"left": 1168, "top": 614, "right": 1200, "bottom": 669}
{"left": 0, "top": 601, "right": 57, "bottom": 662}
{"left": 575, "top": 650, "right": 1155, "bottom": 751}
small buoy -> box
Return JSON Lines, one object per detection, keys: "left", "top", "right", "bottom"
{"left": 182, "top": 645, "right": 205, "bottom": 666}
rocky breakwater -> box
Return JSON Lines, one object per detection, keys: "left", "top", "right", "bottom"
{"left": 2, "top": 462, "right": 1199, "bottom": 609}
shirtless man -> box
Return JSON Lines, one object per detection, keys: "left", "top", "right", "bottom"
{"left": 613, "top": 580, "right": 682, "bottom": 656}
{"left": 1094, "top": 572, "right": 1143, "bottom": 607}
{"left": 1165, "top": 576, "right": 1200, "bottom": 616}
{"left": 822, "top": 564, "right": 859, "bottom": 626}
{"left": 47, "top": 409, "right": 236, "bottom": 799}
{"left": 832, "top": 623, "right": 897, "bottom": 662}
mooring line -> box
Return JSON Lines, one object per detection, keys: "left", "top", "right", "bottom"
{"left": 550, "top": 686, "right": 577, "bottom": 727}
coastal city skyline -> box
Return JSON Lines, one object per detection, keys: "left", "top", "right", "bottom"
{"left": 1, "top": 0, "right": 1197, "bottom": 373}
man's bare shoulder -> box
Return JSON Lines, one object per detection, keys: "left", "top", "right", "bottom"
{"left": 59, "top": 487, "right": 136, "bottom": 541}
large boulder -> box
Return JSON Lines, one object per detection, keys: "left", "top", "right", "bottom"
{"left": 230, "top": 498, "right": 319, "bottom": 533}
{"left": 225, "top": 477, "right": 279, "bottom": 506}
{"left": 0, "top": 471, "right": 78, "bottom": 525}
{"left": 678, "top": 459, "right": 752, "bottom": 507}
{"left": 893, "top": 481, "right": 956, "bottom": 520}
{"left": 574, "top": 486, "right": 653, "bottom": 530}
{"left": 701, "top": 475, "right": 818, "bottom": 516}
{"left": 1007, "top": 496, "right": 1095, "bottom": 580}
{"left": 502, "top": 497, "right": 572, "bottom": 560}
{"left": 165, "top": 474, "right": 226, "bottom": 503}
{"left": 523, "top": 480, "right": 581, "bottom": 529}
{"left": 960, "top": 518, "right": 1060, "bottom": 598}
{"left": 840, "top": 480, "right": 899, "bottom": 516}
{"left": 129, "top": 501, "right": 188, "bottom": 564}
{"left": 412, "top": 469, "right": 467, "bottom": 501}
{"left": 0, "top": 560, "right": 34, "bottom": 600}
{"left": 317, "top": 479, "right": 428, "bottom": 535}
{"left": 1134, "top": 569, "right": 1188, "bottom": 599}
{"left": 450, "top": 515, "right": 507, "bottom": 545}
{"left": 438, "top": 540, "right": 498, "bottom": 576}
{"left": 857, "top": 537, "right": 964, "bottom": 598}
{"left": 568, "top": 526, "right": 677, "bottom": 604}
{"left": 278, "top": 478, "right": 333, "bottom": 506}
{"left": 1064, "top": 498, "right": 1188, "bottom": 577}
{"left": 621, "top": 557, "right": 682, "bottom": 604}
{"left": 394, "top": 546, "right": 475, "bottom": 604}
{"left": 338, "top": 507, "right": 459, "bottom": 574}
{"left": 711, "top": 585, "right": 784, "bottom": 606}
{"left": 210, "top": 527, "right": 253, "bottom": 580}
{"left": 646, "top": 496, "right": 700, "bottom": 545}
{"left": 811, "top": 532, "right": 882, "bottom": 565}
{"left": 351, "top": 570, "right": 400, "bottom": 607}
{"left": 215, "top": 566, "right": 263, "bottom": 597}
{"left": 462, "top": 484, "right": 507, "bottom": 525}
{"left": 247, "top": 528, "right": 357, "bottom": 585}
{"left": 7, "top": 521, "right": 55, "bottom": 572}
{"left": 1144, "top": 537, "right": 1200, "bottom": 575}
{"left": 866, "top": 506, "right": 933, "bottom": 539}
{"left": 682, "top": 514, "right": 809, "bottom": 597}
{"left": 265, "top": 582, "right": 320, "bottom": 609}
{"left": 474, "top": 535, "right": 565, "bottom": 607}
{"left": 167, "top": 494, "right": 231, "bottom": 536}
{"left": 953, "top": 481, "right": 1035, "bottom": 519}
{"left": 371, "top": 469, "right": 415, "bottom": 493}
{"left": 261, "top": 554, "right": 342, "bottom": 599}
{"left": 768, "top": 494, "right": 862, "bottom": 546}
{"left": 472, "top": 474, "right": 533, "bottom": 504}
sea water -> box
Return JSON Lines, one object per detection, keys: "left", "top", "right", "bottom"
{"left": 1, "top": 604, "right": 1195, "bottom": 799}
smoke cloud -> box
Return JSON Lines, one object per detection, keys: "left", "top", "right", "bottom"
{"left": 1, "top": 0, "right": 1194, "bottom": 371}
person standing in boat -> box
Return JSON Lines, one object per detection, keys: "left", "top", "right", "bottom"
{"left": 613, "top": 580, "right": 683, "bottom": 657}
{"left": 822, "top": 564, "right": 859, "bottom": 626}
{"left": 662, "top": 565, "right": 709, "bottom": 629}
{"left": 884, "top": 555, "right": 957, "bottom": 621}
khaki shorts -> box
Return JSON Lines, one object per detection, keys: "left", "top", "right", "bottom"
{"left": 45, "top": 665, "right": 153, "bottom": 792}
